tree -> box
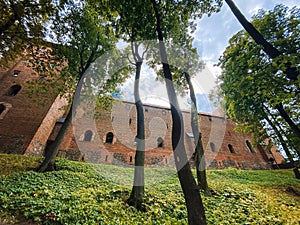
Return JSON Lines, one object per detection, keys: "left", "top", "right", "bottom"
{"left": 184, "top": 70, "right": 210, "bottom": 195}
{"left": 103, "top": 0, "right": 157, "bottom": 209}
{"left": 36, "top": 1, "right": 127, "bottom": 171}
{"left": 125, "top": 42, "right": 148, "bottom": 210}
{"left": 224, "top": 2, "right": 300, "bottom": 139}
{"left": 0, "top": 0, "right": 56, "bottom": 66}
{"left": 217, "top": 4, "right": 300, "bottom": 177}
{"left": 150, "top": 1, "right": 208, "bottom": 224}
{"left": 155, "top": 37, "right": 211, "bottom": 194}
{"left": 149, "top": 1, "right": 223, "bottom": 223}
{"left": 225, "top": 0, "right": 299, "bottom": 81}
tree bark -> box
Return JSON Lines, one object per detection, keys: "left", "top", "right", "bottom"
{"left": 225, "top": 0, "right": 299, "bottom": 80}
{"left": 274, "top": 103, "right": 300, "bottom": 140}
{"left": 36, "top": 108, "right": 72, "bottom": 172}
{"left": 36, "top": 86, "right": 81, "bottom": 172}
{"left": 127, "top": 56, "right": 145, "bottom": 210}
{"left": 35, "top": 37, "right": 101, "bottom": 172}
{"left": 263, "top": 107, "right": 300, "bottom": 179}
{"left": 36, "top": 73, "right": 85, "bottom": 172}
{"left": 151, "top": 1, "right": 207, "bottom": 224}
{"left": 263, "top": 106, "right": 297, "bottom": 160}
{"left": 184, "top": 72, "right": 210, "bottom": 195}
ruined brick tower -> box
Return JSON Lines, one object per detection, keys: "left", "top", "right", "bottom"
{"left": 0, "top": 60, "right": 67, "bottom": 155}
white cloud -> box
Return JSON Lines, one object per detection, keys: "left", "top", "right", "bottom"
{"left": 120, "top": 0, "right": 300, "bottom": 112}
{"left": 194, "top": 0, "right": 300, "bottom": 64}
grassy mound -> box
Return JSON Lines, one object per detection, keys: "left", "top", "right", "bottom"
{"left": 0, "top": 154, "right": 299, "bottom": 224}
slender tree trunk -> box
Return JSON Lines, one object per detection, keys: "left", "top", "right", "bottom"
{"left": 274, "top": 103, "right": 300, "bottom": 140}
{"left": 36, "top": 108, "right": 72, "bottom": 172}
{"left": 36, "top": 85, "right": 80, "bottom": 172}
{"left": 263, "top": 107, "right": 300, "bottom": 179}
{"left": 184, "top": 72, "right": 210, "bottom": 195}
{"left": 36, "top": 71, "right": 87, "bottom": 172}
{"left": 35, "top": 39, "right": 100, "bottom": 172}
{"left": 263, "top": 106, "right": 296, "bottom": 160}
{"left": 127, "top": 57, "right": 145, "bottom": 210}
{"left": 225, "top": 0, "right": 299, "bottom": 80}
{"left": 151, "top": 1, "right": 206, "bottom": 224}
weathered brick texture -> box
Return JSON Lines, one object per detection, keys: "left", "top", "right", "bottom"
{"left": 0, "top": 60, "right": 61, "bottom": 154}
{"left": 57, "top": 101, "right": 284, "bottom": 169}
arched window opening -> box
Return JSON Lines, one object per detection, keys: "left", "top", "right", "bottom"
{"left": 105, "top": 132, "right": 114, "bottom": 144}
{"left": 246, "top": 140, "right": 255, "bottom": 153}
{"left": 0, "top": 104, "right": 5, "bottom": 115}
{"left": 129, "top": 118, "right": 132, "bottom": 125}
{"left": 105, "top": 155, "right": 108, "bottom": 162}
{"left": 130, "top": 156, "right": 133, "bottom": 163}
{"left": 210, "top": 142, "right": 216, "bottom": 152}
{"left": 157, "top": 137, "right": 163, "bottom": 148}
{"left": 7, "top": 85, "right": 21, "bottom": 96}
{"left": 228, "top": 144, "right": 235, "bottom": 153}
{"left": 84, "top": 130, "right": 93, "bottom": 141}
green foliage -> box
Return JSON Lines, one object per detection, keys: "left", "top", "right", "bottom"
{"left": 0, "top": 154, "right": 40, "bottom": 176}
{"left": 217, "top": 4, "right": 300, "bottom": 155}
{"left": 0, "top": 154, "right": 299, "bottom": 225}
{"left": 0, "top": 0, "right": 56, "bottom": 66}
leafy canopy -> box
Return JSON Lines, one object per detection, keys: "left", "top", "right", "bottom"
{"left": 217, "top": 4, "right": 300, "bottom": 153}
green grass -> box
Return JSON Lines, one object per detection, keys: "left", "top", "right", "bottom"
{"left": 0, "top": 153, "right": 299, "bottom": 225}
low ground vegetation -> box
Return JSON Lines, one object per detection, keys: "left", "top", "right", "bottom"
{"left": 0, "top": 154, "right": 299, "bottom": 224}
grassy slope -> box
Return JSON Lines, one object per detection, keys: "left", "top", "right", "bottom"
{"left": 0, "top": 154, "right": 299, "bottom": 225}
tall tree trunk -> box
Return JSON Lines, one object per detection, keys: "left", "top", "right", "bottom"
{"left": 263, "top": 106, "right": 298, "bottom": 159}
{"left": 151, "top": 1, "right": 206, "bottom": 224}
{"left": 184, "top": 71, "right": 210, "bottom": 195}
{"left": 36, "top": 83, "right": 81, "bottom": 172}
{"left": 36, "top": 107, "right": 72, "bottom": 172}
{"left": 36, "top": 74, "right": 85, "bottom": 172}
{"left": 127, "top": 56, "right": 145, "bottom": 210}
{"left": 274, "top": 103, "right": 300, "bottom": 140}
{"left": 263, "top": 107, "right": 300, "bottom": 179}
{"left": 225, "top": 0, "right": 299, "bottom": 80}
{"left": 36, "top": 41, "right": 100, "bottom": 172}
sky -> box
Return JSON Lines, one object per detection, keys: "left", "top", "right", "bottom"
{"left": 194, "top": 0, "right": 300, "bottom": 75}
{"left": 120, "top": 0, "right": 300, "bottom": 113}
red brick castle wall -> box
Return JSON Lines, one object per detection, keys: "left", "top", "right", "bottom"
{"left": 57, "top": 101, "right": 284, "bottom": 169}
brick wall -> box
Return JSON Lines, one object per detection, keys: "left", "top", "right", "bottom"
{"left": 59, "top": 101, "right": 284, "bottom": 169}
{"left": 0, "top": 60, "right": 59, "bottom": 154}
{"left": 0, "top": 60, "right": 284, "bottom": 170}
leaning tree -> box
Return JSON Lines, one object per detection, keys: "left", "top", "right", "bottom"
{"left": 217, "top": 4, "right": 300, "bottom": 177}
{"left": 225, "top": 0, "right": 299, "bottom": 81}
{"left": 36, "top": 1, "right": 128, "bottom": 172}
{"left": 150, "top": 0, "right": 222, "bottom": 224}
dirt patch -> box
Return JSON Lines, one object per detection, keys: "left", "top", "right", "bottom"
{"left": 285, "top": 186, "right": 300, "bottom": 197}
{"left": 0, "top": 215, "right": 40, "bottom": 225}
